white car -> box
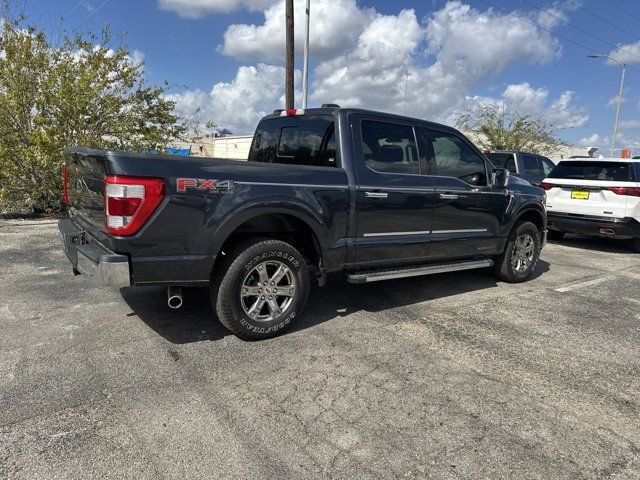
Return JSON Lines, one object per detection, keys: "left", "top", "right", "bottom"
{"left": 541, "top": 158, "right": 640, "bottom": 252}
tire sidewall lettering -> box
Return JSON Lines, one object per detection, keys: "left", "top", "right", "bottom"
{"left": 244, "top": 250, "right": 299, "bottom": 271}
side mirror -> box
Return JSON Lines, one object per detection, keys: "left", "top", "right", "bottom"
{"left": 491, "top": 168, "right": 510, "bottom": 188}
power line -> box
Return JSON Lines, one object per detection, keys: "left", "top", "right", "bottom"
{"left": 70, "top": 0, "right": 111, "bottom": 33}
{"left": 601, "top": 0, "right": 640, "bottom": 24}
{"left": 564, "top": 0, "right": 640, "bottom": 43}
{"left": 522, "top": 0, "right": 640, "bottom": 64}
{"left": 477, "top": 0, "right": 640, "bottom": 73}
{"left": 65, "top": 1, "right": 85, "bottom": 18}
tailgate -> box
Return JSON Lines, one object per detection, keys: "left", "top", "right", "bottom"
{"left": 546, "top": 180, "right": 628, "bottom": 217}
{"left": 544, "top": 161, "right": 635, "bottom": 218}
{"left": 65, "top": 149, "right": 109, "bottom": 235}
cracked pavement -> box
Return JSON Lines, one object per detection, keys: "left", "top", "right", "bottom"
{"left": 1, "top": 219, "right": 639, "bottom": 479}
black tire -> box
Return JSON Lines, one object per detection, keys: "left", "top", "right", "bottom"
{"left": 493, "top": 221, "right": 541, "bottom": 283}
{"left": 210, "top": 238, "right": 310, "bottom": 340}
{"left": 633, "top": 238, "right": 640, "bottom": 253}
{"left": 547, "top": 229, "right": 565, "bottom": 241}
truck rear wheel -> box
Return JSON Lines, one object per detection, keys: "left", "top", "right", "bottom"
{"left": 493, "top": 221, "right": 541, "bottom": 283}
{"left": 210, "top": 238, "right": 310, "bottom": 340}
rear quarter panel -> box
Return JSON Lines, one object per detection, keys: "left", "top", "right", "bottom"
{"left": 97, "top": 153, "right": 350, "bottom": 284}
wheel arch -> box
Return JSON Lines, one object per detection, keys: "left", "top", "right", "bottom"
{"left": 509, "top": 206, "right": 546, "bottom": 234}
{"left": 211, "top": 205, "right": 327, "bottom": 270}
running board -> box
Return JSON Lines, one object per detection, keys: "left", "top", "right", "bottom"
{"left": 347, "top": 259, "right": 494, "bottom": 284}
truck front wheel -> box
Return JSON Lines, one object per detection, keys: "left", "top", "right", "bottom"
{"left": 493, "top": 221, "right": 541, "bottom": 283}
{"left": 211, "top": 238, "right": 310, "bottom": 340}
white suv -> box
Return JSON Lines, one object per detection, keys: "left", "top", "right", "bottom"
{"left": 541, "top": 158, "right": 640, "bottom": 252}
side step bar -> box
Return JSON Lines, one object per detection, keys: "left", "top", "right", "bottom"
{"left": 347, "top": 259, "right": 494, "bottom": 284}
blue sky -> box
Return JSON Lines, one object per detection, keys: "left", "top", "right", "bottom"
{"left": 22, "top": 0, "right": 640, "bottom": 151}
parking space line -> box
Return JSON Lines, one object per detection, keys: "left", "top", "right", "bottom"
{"left": 555, "top": 276, "right": 616, "bottom": 293}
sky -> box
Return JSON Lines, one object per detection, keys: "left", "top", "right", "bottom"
{"left": 20, "top": 0, "right": 640, "bottom": 152}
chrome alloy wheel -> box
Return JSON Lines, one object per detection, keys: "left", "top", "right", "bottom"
{"left": 511, "top": 233, "right": 536, "bottom": 273}
{"left": 240, "top": 260, "right": 296, "bottom": 322}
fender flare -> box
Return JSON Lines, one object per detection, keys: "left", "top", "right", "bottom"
{"left": 209, "top": 200, "right": 329, "bottom": 260}
{"left": 507, "top": 204, "right": 546, "bottom": 233}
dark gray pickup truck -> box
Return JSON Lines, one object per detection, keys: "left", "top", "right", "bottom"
{"left": 60, "top": 106, "right": 547, "bottom": 340}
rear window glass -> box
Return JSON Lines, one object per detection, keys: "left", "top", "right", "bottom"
{"left": 485, "top": 152, "right": 516, "bottom": 172}
{"left": 549, "top": 161, "right": 634, "bottom": 182}
{"left": 248, "top": 115, "right": 336, "bottom": 167}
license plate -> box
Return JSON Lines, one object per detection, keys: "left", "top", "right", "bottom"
{"left": 571, "top": 190, "right": 590, "bottom": 200}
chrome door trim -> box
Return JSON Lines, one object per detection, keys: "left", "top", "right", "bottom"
{"left": 362, "top": 230, "right": 429, "bottom": 237}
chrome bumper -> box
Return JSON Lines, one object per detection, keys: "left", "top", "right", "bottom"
{"left": 58, "top": 218, "right": 131, "bottom": 288}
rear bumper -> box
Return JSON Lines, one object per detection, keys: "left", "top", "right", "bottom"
{"left": 59, "top": 218, "right": 131, "bottom": 288}
{"left": 547, "top": 212, "right": 640, "bottom": 238}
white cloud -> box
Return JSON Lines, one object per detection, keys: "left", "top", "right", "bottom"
{"left": 579, "top": 133, "right": 601, "bottom": 147}
{"left": 313, "top": 1, "right": 564, "bottom": 122}
{"left": 619, "top": 119, "right": 640, "bottom": 131}
{"left": 502, "top": 83, "right": 588, "bottom": 129}
{"left": 607, "top": 40, "right": 640, "bottom": 65}
{"left": 166, "top": 64, "right": 295, "bottom": 134}
{"left": 157, "top": 0, "right": 276, "bottom": 18}
{"left": 166, "top": 1, "right": 573, "bottom": 134}
{"left": 578, "top": 132, "right": 640, "bottom": 152}
{"left": 219, "top": 0, "right": 371, "bottom": 62}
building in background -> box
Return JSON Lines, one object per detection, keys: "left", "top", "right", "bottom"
{"left": 169, "top": 134, "right": 252, "bottom": 160}
{"left": 551, "top": 145, "right": 599, "bottom": 162}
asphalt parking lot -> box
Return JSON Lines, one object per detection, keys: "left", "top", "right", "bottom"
{"left": 1, "top": 219, "right": 639, "bottom": 479}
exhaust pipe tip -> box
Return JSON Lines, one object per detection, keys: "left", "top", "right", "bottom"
{"left": 167, "top": 286, "right": 183, "bottom": 309}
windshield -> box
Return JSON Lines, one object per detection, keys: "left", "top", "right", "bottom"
{"left": 548, "top": 161, "right": 635, "bottom": 182}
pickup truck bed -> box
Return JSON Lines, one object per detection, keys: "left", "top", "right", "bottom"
{"left": 60, "top": 106, "right": 547, "bottom": 339}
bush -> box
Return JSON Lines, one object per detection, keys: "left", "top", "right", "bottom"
{"left": 0, "top": 6, "right": 186, "bottom": 214}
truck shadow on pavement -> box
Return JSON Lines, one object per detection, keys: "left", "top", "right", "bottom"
{"left": 121, "top": 261, "right": 550, "bottom": 344}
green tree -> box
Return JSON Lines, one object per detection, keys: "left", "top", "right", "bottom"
{"left": 0, "top": 5, "right": 186, "bottom": 214}
{"left": 456, "top": 103, "right": 567, "bottom": 156}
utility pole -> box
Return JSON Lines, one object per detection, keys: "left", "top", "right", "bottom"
{"left": 611, "top": 63, "right": 626, "bottom": 157}
{"left": 302, "top": 0, "right": 310, "bottom": 109}
{"left": 403, "top": 71, "right": 412, "bottom": 116}
{"left": 587, "top": 54, "right": 627, "bottom": 157}
{"left": 285, "top": 0, "right": 295, "bottom": 110}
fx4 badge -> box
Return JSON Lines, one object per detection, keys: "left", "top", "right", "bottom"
{"left": 177, "top": 178, "right": 234, "bottom": 193}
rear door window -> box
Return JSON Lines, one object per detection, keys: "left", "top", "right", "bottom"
{"left": 523, "top": 154, "right": 543, "bottom": 176}
{"left": 361, "top": 120, "right": 420, "bottom": 175}
{"left": 249, "top": 115, "right": 337, "bottom": 167}
{"left": 549, "top": 161, "right": 635, "bottom": 181}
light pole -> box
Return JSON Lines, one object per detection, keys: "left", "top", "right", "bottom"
{"left": 403, "top": 71, "right": 411, "bottom": 116}
{"left": 302, "top": 0, "right": 310, "bottom": 109}
{"left": 588, "top": 54, "right": 627, "bottom": 157}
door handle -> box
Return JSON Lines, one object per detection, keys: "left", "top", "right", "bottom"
{"left": 439, "top": 193, "right": 459, "bottom": 200}
{"left": 365, "top": 191, "right": 388, "bottom": 199}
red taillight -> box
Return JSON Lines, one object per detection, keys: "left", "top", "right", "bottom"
{"left": 104, "top": 176, "right": 164, "bottom": 236}
{"left": 608, "top": 187, "right": 640, "bottom": 197}
{"left": 539, "top": 182, "right": 554, "bottom": 191}
{"left": 63, "top": 165, "right": 70, "bottom": 206}
{"left": 107, "top": 196, "right": 142, "bottom": 216}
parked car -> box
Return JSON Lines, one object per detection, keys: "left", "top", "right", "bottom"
{"left": 59, "top": 106, "right": 547, "bottom": 340}
{"left": 483, "top": 150, "right": 555, "bottom": 186}
{"left": 542, "top": 158, "right": 640, "bottom": 251}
